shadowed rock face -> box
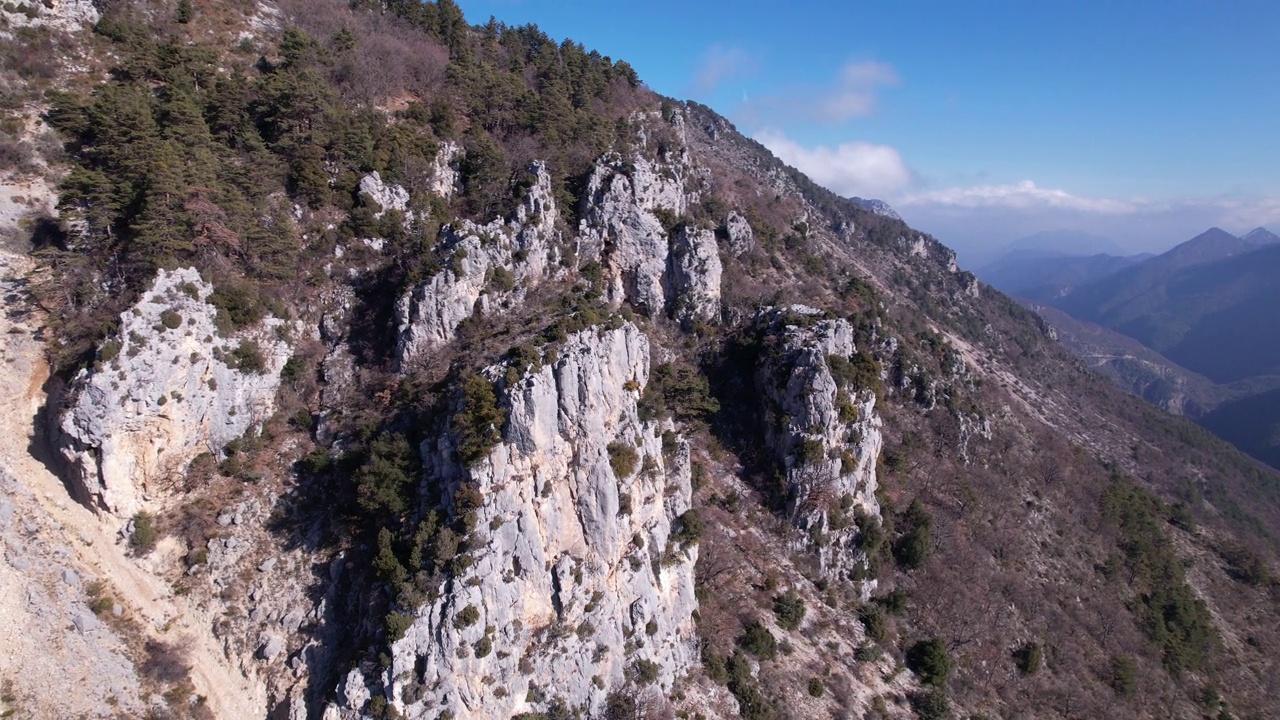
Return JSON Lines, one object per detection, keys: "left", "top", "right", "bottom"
{"left": 332, "top": 323, "right": 699, "bottom": 719}
{"left": 754, "top": 307, "right": 883, "bottom": 577}
{"left": 56, "top": 268, "right": 292, "bottom": 517}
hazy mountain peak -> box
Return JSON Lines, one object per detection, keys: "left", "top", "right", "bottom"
{"left": 1242, "top": 227, "right": 1280, "bottom": 245}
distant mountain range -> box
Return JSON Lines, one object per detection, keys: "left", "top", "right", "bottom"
{"left": 981, "top": 226, "right": 1280, "bottom": 470}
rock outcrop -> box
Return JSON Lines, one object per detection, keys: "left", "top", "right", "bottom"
{"left": 56, "top": 268, "right": 292, "bottom": 517}
{"left": 754, "top": 307, "right": 883, "bottom": 575}
{"left": 724, "top": 210, "right": 754, "bottom": 258}
{"left": 358, "top": 172, "right": 413, "bottom": 228}
{"left": 394, "top": 161, "right": 561, "bottom": 365}
{"left": 333, "top": 323, "right": 699, "bottom": 719}
{"left": 575, "top": 150, "right": 720, "bottom": 324}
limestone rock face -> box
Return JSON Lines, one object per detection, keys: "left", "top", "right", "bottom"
{"left": 724, "top": 211, "right": 754, "bottom": 257}
{"left": 0, "top": 0, "right": 99, "bottom": 34}
{"left": 427, "top": 141, "right": 462, "bottom": 199}
{"left": 334, "top": 323, "right": 699, "bottom": 719}
{"left": 394, "top": 161, "right": 560, "bottom": 365}
{"left": 754, "top": 307, "right": 883, "bottom": 574}
{"left": 56, "top": 268, "right": 291, "bottom": 517}
{"left": 575, "top": 152, "right": 720, "bottom": 323}
{"left": 667, "top": 225, "right": 722, "bottom": 326}
{"left": 358, "top": 172, "right": 413, "bottom": 227}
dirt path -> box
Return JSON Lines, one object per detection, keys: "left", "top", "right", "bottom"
{"left": 0, "top": 252, "right": 266, "bottom": 719}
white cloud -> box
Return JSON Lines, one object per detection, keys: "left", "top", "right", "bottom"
{"left": 815, "top": 60, "right": 900, "bottom": 122}
{"left": 901, "top": 180, "right": 1136, "bottom": 214}
{"left": 755, "top": 129, "right": 913, "bottom": 199}
{"left": 690, "top": 44, "right": 756, "bottom": 94}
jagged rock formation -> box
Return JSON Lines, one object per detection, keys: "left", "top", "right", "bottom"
{"left": 723, "top": 210, "right": 754, "bottom": 258}
{"left": 575, "top": 145, "right": 719, "bottom": 325}
{"left": 334, "top": 323, "right": 699, "bottom": 719}
{"left": 395, "top": 161, "right": 562, "bottom": 365}
{"left": 358, "top": 171, "right": 414, "bottom": 228}
{"left": 56, "top": 268, "right": 293, "bottom": 517}
{"left": 754, "top": 307, "right": 883, "bottom": 574}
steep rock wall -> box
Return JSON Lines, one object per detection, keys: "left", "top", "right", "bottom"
{"left": 56, "top": 268, "right": 292, "bottom": 517}
{"left": 755, "top": 306, "right": 883, "bottom": 575}
{"left": 394, "top": 161, "right": 561, "bottom": 365}
{"left": 333, "top": 323, "right": 699, "bottom": 719}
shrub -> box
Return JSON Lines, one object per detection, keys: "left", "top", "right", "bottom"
{"left": 906, "top": 638, "right": 950, "bottom": 687}
{"left": 637, "top": 362, "right": 720, "bottom": 423}
{"left": 673, "top": 509, "right": 703, "bottom": 545}
{"left": 893, "top": 500, "right": 933, "bottom": 570}
{"left": 739, "top": 621, "right": 777, "bottom": 660}
{"left": 807, "top": 677, "right": 824, "bottom": 697}
{"left": 632, "top": 659, "right": 660, "bottom": 685}
{"left": 1014, "top": 641, "right": 1043, "bottom": 675}
{"left": 726, "top": 652, "right": 773, "bottom": 719}
{"left": 454, "top": 604, "right": 480, "bottom": 629}
{"left": 453, "top": 373, "right": 506, "bottom": 466}
{"left": 772, "top": 591, "right": 806, "bottom": 631}
{"left": 280, "top": 356, "right": 306, "bottom": 383}
{"left": 386, "top": 612, "right": 414, "bottom": 641}
{"left": 859, "top": 604, "right": 887, "bottom": 643}
{"left": 910, "top": 688, "right": 950, "bottom": 720}
{"left": 130, "top": 511, "right": 157, "bottom": 555}
{"left": 1109, "top": 654, "right": 1137, "bottom": 697}
{"left": 209, "top": 284, "right": 263, "bottom": 333}
{"left": 231, "top": 340, "right": 267, "bottom": 374}
{"left": 607, "top": 442, "right": 639, "bottom": 478}
{"left": 160, "top": 309, "right": 182, "bottom": 329}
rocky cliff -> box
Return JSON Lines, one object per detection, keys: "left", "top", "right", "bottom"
{"left": 56, "top": 268, "right": 293, "bottom": 517}
{"left": 332, "top": 323, "right": 699, "bottom": 718}
{"left": 753, "top": 307, "right": 883, "bottom": 576}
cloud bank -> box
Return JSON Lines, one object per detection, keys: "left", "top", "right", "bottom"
{"left": 755, "top": 129, "right": 913, "bottom": 199}
{"left": 753, "top": 132, "right": 1280, "bottom": 262}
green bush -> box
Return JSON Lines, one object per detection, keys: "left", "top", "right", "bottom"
{"left": 1102, "top": 476, "right": 1217, "bottom": 672}
{"left": 386, "top": 612, "right": 413, "bottom": 642}
{"left": 130, "top": 511, "right": 157, "bottom": 555}
{"left": 673, "top": 509, "right": 704, "bottom": 545}
{"left": 454, "top": 604, "right": 480, "bottom": 629}
{"left": 772, "top": 591, "right": 806, "bottom": 631}
{"left": 209, "top": 284, "right": 263, "bottom": 333}
{"left": 906, "top": 638, "right": 950, "bottom": 687}
{"left": 160, "top": 309, "right": 182, "bottom": 329}
{"left": 739, "top": 621, "right": 777, "bottom": 660}
{"left": 910, "top": 688, "right": 950, "bottom": 720}
{"left": 893, "top": 500, "right": 933, "bottom": 570}
{"left": 859, "top": 604, "right": 888, "bottom": 643}
{"left": 453, "top": 373, "right": 506, "bottom": 466}
{"left": 1109, "top": 654, "right": 1137, "bottom": 697}
{"left": 1014, "top": 641, "right": 1043, "bottom": 675}
{"left": 607, "top": 442, "right": 639, "bottom": 478}
{"left": 632, "top": 659, "right": 660, "bottom": 685}
{"left": 231, "top": 340, "right": 266, "bottom": 374}
{"left": 638, "top": 362, "right": 720, "bottom": 423}
{"left": 807, "top": 677, "right": 824, "bottom": 697}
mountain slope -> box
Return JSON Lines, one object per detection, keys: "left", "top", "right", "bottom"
{"left": 2, "top": 3, "right": 1280, "bottom": 720}
{"left": 1058, "top": 242, "right": 1280, "bottom": 383}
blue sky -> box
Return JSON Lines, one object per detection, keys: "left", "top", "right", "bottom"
{"left": 457, "top": 0, "right": 1280, "bottom": 262}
